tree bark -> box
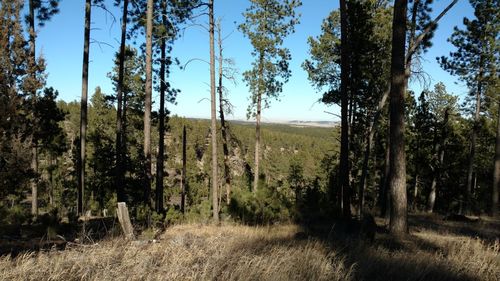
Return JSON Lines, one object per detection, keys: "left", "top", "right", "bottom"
{"left": 208, "top": 0, "right": 219, "bottom": 223}
{"left": 156, "top": 0, "right": 167, "bottom": 214}
{"left": 79, "top": 0, "right": 91, "bottom": 216}
{"left": 116, "top": 0, "right": 128, "bottom": 203}
{"left": 388, "top": 0, "right": 408, "bottom": 236}
{"left": 339, "top": 0, "right": 351, "bottom": 219}
{"left": 492, "top": 104, "right": 500, "bottom": 216}
{"left": 380, "top": 126, "right": 391, "bottom": 219}
{"left": 144, "top": 0, "right": 153, "bottom": 207}
{"left": 217, "top": 22, "right": 231, "bottom": 205}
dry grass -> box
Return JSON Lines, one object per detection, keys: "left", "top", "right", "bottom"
{"left": 0, "top": 217, "right": 498, "bottom": 281}
{"left": 0, "top": 224, "right": 353, "bottom": 281}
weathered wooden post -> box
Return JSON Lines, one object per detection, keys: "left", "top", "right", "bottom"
{"left": 117, "top": 202, "right": 135, "bottom": 239}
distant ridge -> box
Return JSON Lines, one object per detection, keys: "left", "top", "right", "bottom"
{"left": 184, "top": 117, "right": 339, "bottom": 128}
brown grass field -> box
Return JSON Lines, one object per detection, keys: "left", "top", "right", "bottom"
{"left": 0, "top": 214, "right": 499, "bottom": 281}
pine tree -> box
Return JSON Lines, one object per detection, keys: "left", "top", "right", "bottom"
{"left": 208, "top": 0, "right": 219, "bottom": 222}
{"left": 0, "top": 0, "right": 32, "bottom": 199}
{"left": 26, "top": 0, "right": 61, "bottom": 216}
{"left": 438, "top": 0, "right": 499, "bottom": 214}
{"left": 239, "top": 0, "right": 301, "bottom": 192}
{"left": 114, "top": 0, "right": 129, "bottom": 204}
{"left": 78, "top": 0, "right": 92, "bottom": 216}
{"left": 143, "top": 0, "right": 153, "bottom": 209}
{"left": 388, "top": 0, "right": 408, "bottom": 235}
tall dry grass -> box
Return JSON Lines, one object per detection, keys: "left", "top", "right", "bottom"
{"left": 0, "top": 219, "right": 498, "bottom": 281}
{"left": 0, "top": 224, "right": 353, "bottom": 281}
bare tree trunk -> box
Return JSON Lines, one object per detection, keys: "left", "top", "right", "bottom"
{"left": 49, "top": 155, "right": 54, "bottom": 207}
{"left": 31, "top": 146, "right": 38, "bottom": 215}
{"left": 359, "top": 133, "right": 369, "bottom": 218}
{"left": 427, "top": 179, "right": 437, "bottom": 213}
{"left": 465, "top": 78, "right": 482, "bottom": 214}
{"left": 156, "top": 0, "right": 167, "bottom": 214}
{"left": 339, "top": 0, "right": 351, "bottom": 219}
{"left": 380, "top": 127, "right": 391, "bottom": 219}
{"left": 28, "top": 0, "right": 39, "bottom": 216}
{"left": 388, "top": 0, "right": 408, "bottom": 236}
{"left": 254, "top": 51, "right": 264, "bottom": 193}
{"left": 79, "top": 0, "right": 91, "bottom": 216}
{"left": 144, "top": 0, "right": 153, "bottom": 208}
{"left": 217, "top": 22, "right": 231, "bottom": 205}
{"left": 492, "top": 104, "right": 500, "bottom": 216}
{"left": 116, "top": 0, "right": 128, "bottom": 203}
{"left": 209, "top": 0, "right": 219, "bottom": 223}
{"left": 181, "top": 125, "right": 187, "bottom": 214}
{"left": 412, "top": 174, "right": 419, "bottom": 211}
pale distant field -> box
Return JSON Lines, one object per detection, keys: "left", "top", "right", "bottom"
{"left": 1, "top": 216, "right": 499, "bottom": 281}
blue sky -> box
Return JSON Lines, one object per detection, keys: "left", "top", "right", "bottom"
{"left": 35, "top": 0, "right": 474, "bottom": 122}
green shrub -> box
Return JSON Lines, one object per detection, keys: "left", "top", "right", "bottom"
{"left": 0, "top": 203, "right": 30, "bottom": 225}
{"left": 186, "top": 200, "right": 212, "bottom": 223}
{"left": 165, "top": 207, "right": 183, "bottom": 225}
{"left": 229, "top": 185, "right": 292, "bottom": 225}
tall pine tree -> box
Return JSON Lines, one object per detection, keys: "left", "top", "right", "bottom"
{"left": 239, "top": 0, "right": 301, "bottom": 192}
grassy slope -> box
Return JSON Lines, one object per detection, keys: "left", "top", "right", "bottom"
{"left": 1, "top": 215, "right": 498, "bottom": 281}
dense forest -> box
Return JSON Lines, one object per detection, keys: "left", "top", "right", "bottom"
{"left": 0, "top": 0, "right": 499, "bottom": 280}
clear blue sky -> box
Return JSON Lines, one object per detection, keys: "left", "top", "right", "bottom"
{"left": 35, "top": 0, "right": 474, "bottom": 122}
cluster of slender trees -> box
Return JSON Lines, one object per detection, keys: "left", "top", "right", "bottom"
{"left": 331, "top": 0, "right": 499, "bottom": 235}
{"left": 1, "top": 0, "right": 498, "bottom": 236}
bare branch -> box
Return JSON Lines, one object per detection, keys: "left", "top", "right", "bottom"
{"left": 405, "top": 0, "right": 458, "bottom": 64}
{"left": 182, "top": 58, "right": 210, "bottom": 70}
{"left": 324, "top": 111, "right": 341, "bottom": 119}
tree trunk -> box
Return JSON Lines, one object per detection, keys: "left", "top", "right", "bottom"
{"left": 388, "top": 0, "right": 408, "bottom": 236}
{"left": 492, "top": 104, "right": 500, "bottom": 216}
{"left": 208, "top": 0, "right": 219, "bottom": 223}
{"left": 366, "top": 0, "right": 458, "bottom": 219}
{"left": 339, "top": 0, "right": 351, "bottom": 219}
{"left": 380, "top": 126, "right": 391, "bottom": 219}
{"left": 412, "top": 173, "right": 419, "bottom": 211}
{"left": 79, "top": 0, "right": 91, "bottom": 216}
{"left": 49, "top": 155, "right": 54, "bottom": 207}
{"left": 253, "top": 51, "right": 264, "bottom": 193}
{"left": 217, "top": 22, "right": 231, "bottom": 205}
{"left": 156, "top": 0, "right": 167, "bottom": 214}
{"left": 28, "top": 0, "right": 39, "bottom": 216}
{"left": 116, "top": 0, "right": 128, "bottom": 203}
{"left": 358, "top": 133, "right": 369, "bottom": 218}
{"left": 144, "top": 0, "right": 153, "bottom": 207}
{"left": 31, "top": 146, "right": 38, "bottom": 215}
{"left": 465, "top": 77, "right": 482, "bottom": 214}
{"left": 181, "top": 125, "right": 187, "bottom": 214}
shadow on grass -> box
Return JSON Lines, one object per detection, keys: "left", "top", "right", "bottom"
{"left": 408, "top": 214, "right": 500, "bottom": 243}
{"left": 299, "top": 217, "right": 479, "bottom": 281}
{"left": 0, "top": 216, "right": 120, "bottom": 258}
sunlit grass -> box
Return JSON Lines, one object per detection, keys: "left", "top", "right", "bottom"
{"left": 0, "top": 217, "right": 498, "bottom": 281}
